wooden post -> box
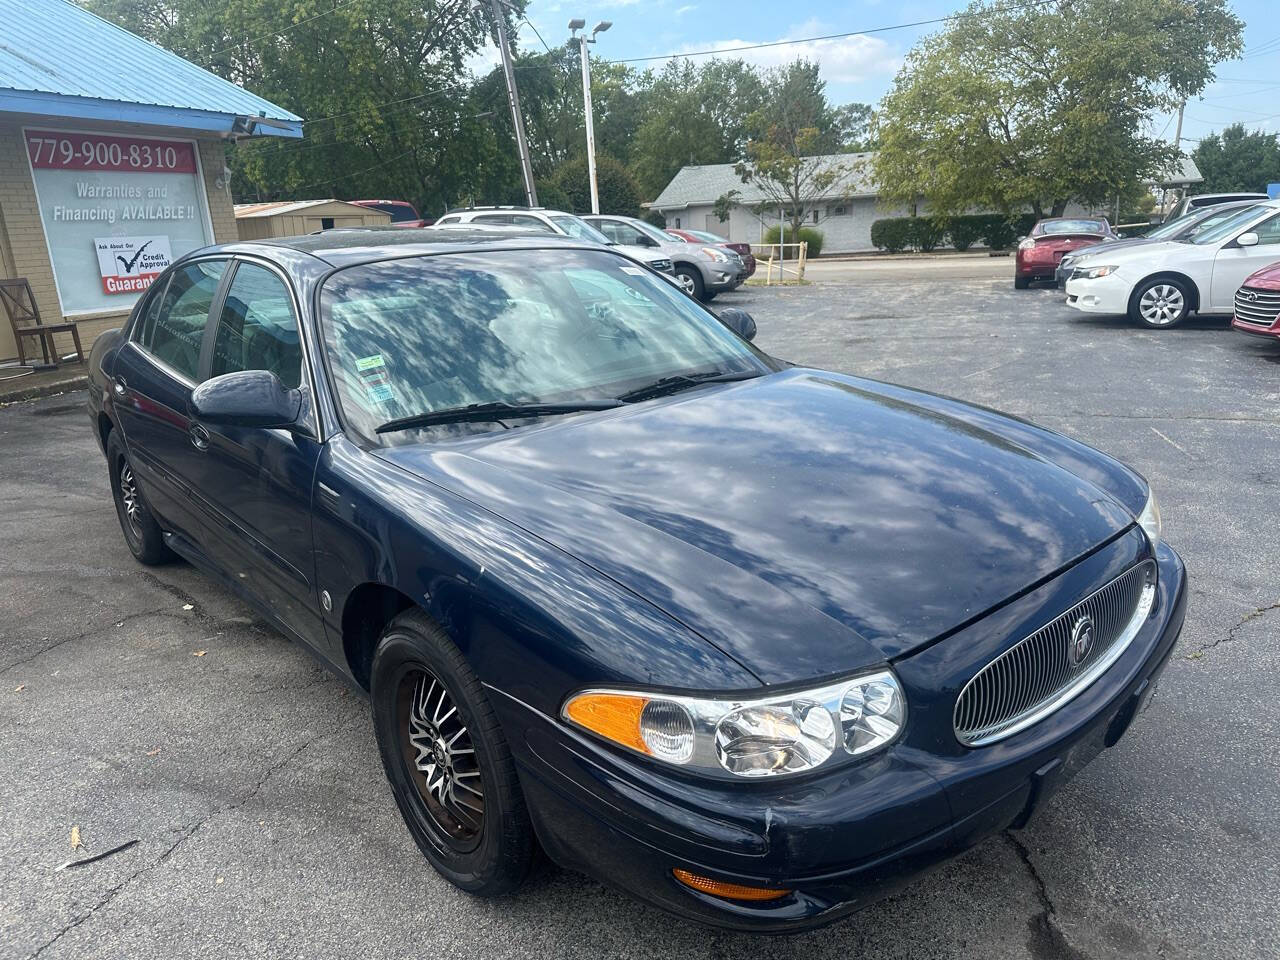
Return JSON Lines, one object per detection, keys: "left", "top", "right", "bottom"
{"left": 798, "top": 241, "right": 808, "bottom": 281}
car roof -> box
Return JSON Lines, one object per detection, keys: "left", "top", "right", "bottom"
{"left": 192, "top": 227, "right": 604, "bottom": 269}
{"left": 1192, "top": 192, "right": 1269, "bottom": 200}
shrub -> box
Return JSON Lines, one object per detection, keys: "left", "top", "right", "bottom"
{"left": 946, "top": 216, "right": 984, "bottom": 251}
{"left": 550, "top": 153, "right": 642, "bottom": 216}
{"left": 870, "top": 217, "right": 914, "bottom": 252}
{"left": 914, "top": 218, "right": 947, "bottom": 252}
{"left": 763, "top": 225, "right": 824, "bottom": 257}
{"left": 643, "top": 210, "right": 666, "bottom": 229}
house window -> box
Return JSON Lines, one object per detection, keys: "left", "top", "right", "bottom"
{"left": 321, "top": 217, "right": 335, "bottom": 230}
{"left": 828, "top": 205, "right": 848, "bottom": 217}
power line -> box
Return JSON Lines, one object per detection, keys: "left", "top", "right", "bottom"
{"left": 288, "top": 146, "right": 419, "bottom": 192}
{"left": 603, "top": 0, "right": 1055, "bottom": 65}
{"left": 522, "top": 16, "right": 554, "bottom": 54}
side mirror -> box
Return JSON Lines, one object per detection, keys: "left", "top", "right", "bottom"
{"left": 715, "top": 307, "right": 757, "bottom": 342}
{"left": 190, "top": 369, "right": 302, "bottom": 429}
{"left": 1236, "top": 232, "right": 1259, "bottom": 247}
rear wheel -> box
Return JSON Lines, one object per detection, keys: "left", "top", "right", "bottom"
{"left": 1014, "top": 275, "right": 1030, "bottom": 290}
{"left": 371, "top": 610, "right": 534, "bottom": 896}
{"left": 106, "top": 431, "right": 174, "bottom": 565}
{"left": 1129, "top": 277, "right": 1190, "bottom": 328}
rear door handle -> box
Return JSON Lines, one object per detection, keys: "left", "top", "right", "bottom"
{"left": 188, "top": 422, "right": 211, "bottom": 451}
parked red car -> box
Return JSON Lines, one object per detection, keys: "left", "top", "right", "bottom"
{"left": 350, "top": 199, "right": 431, "bottom": 228}
{"left": 1015, "top": 217, "right": 1117, "bottom": 289}
{"left": 666, "top": 228, "right": 756, "bottom": 278}
{"left": 1231, "top": 261, "right": 1280, "bottom": 341}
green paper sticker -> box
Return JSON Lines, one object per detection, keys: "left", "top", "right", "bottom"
{"left": 356, "top": 354, "right": 385, "bottom": 371}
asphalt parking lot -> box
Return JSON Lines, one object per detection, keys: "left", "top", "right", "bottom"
{"left": 2, "top": 270, "right": 1278, "bottom": 960}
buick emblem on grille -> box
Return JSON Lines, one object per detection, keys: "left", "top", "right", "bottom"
{"left": 1069, "top": 615, "right": 1095, "bottom": 666}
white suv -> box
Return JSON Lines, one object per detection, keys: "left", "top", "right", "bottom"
{"left": 434, "top": 208, "right": 674, "bottom": 276}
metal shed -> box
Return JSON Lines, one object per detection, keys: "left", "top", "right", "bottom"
{"left": 234, "top": 200, "right": 393, "bottom": 240}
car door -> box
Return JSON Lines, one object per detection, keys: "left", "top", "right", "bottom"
{"left": 111, "top": 258, "right": 229, "bottom": 542}
{"left": 189, "top": 258, "right": 324, "bottom": 644}
{"left": 1211, "top": 213, "right": 1280, "bottom": 310}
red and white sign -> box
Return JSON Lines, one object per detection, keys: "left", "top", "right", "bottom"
{"left": 27, "top": 131, "right": 196, "bottom": 174}
{"left": 95, "top": 236, "right": 173, "bottom": 295}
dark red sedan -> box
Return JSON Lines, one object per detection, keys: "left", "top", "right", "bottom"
{"left": 350, "top": 199, "right": 432, "bottom": 228}
{"left": 1015, "top": 217, "right": 1117, "bottom": 289}
{"left": 1231, "top": 260, "right": 1280, "bottom": 341}
{"left": 666, "top": 228, "right": 756, "bottom": 277}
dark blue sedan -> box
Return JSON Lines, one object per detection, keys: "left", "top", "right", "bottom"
{"left": 87, "top": 230, "right": 1186, "bottom": 932}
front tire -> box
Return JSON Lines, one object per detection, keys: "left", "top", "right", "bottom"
{"left": 675, "top": 265, "right": 705, "bottom": 301}
{"left": 371, "top": 610, "right": 534, "bottom": 896}
{"left": 1129, "top": 277, "right": 1191, "bottom": 328}
{"left": 106, "top": 431, "right": 174, "bottom": 565}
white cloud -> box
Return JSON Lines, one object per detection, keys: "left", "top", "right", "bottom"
{"left": 666, "top": 19, "right": 901, "bottom": 86}
{"left": 674, "top": 4, "right": 697, "bottom": 15}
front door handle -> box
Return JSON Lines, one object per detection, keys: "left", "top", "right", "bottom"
{"left": 188, "top": 422, "right": 211, "bottom": 451}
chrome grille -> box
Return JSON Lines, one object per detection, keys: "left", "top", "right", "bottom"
{"left": 1234, "top": 287, "right": 1280, "bottom": 327}
{"left": 954, "top": 562, "right": 1156, "bottom": 747}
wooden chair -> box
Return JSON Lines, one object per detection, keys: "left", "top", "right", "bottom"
{"left": 0, "top": 278, "right": 84, "bottom": 367}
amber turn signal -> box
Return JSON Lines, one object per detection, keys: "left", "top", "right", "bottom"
{"left": 562, "top": 692, "right": 651, "bottom": 754}
{"left": 672, "top": 869, "right": 791, "bottom": 902}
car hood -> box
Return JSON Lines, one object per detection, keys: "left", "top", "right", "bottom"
{"left": 1102, "top": 240, "right": 1198, "bottom": 265}
{"left": 377, "top": 370, "right": 1135, "bottom": 685}
{"left": 1244, "top": 263, "right": 1280, "bottom": 289}
{"left": 1067, "top": 237, "right": 1150, "bottom": 261}
{"left": 613, "top": 243, "right": 669, "bottom": 265}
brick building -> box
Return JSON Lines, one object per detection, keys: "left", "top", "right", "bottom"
{"left": 0, "top": 0, "right": 301, "bottom": 364}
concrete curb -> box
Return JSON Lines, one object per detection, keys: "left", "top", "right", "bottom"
{"left": 0, "top": 373, "right": 89, "bottom": 405}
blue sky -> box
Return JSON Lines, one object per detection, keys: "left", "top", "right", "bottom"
{"left": 505, "top": 0, "right": 1280, "bottom": 148}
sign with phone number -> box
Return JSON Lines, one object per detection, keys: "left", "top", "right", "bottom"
{"left": 26, "top": 132, "right": 197, "bottom": 174}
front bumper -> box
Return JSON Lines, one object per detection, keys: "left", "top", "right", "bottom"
{"left": 706, "top": 264, "right": 745, "bottom": 292}
{"left": 1065, "top": 273, "right": 1132, "bottom": 314}
{"left": 1231, "top": 314, "right": 1280, "bottom": 340}
{"left": 495, "top": 539, "right": 1187, "bottom": 932}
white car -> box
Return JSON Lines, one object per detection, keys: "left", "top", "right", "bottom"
{"left": 433, "top": 207, "right": 674, "bottom": 276}
{"left": 1065, "top": 199, "right": 1280, "bottom": 328}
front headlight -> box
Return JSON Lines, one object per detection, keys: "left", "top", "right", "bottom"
{"left": 562, "top": 670, "right": 906, "bottom": 778}
{"left": 1137, "top": 487, "right": 1162, "bottom": 544}
{"left": 701, "top": 246, "right": 729, "bottom": 262}
{"left": 1080, "top": 264, "right": 1118, "bottom": 279}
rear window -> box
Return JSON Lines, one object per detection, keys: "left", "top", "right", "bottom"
{"left": 365, "top": 202, "right": 417, "bottom": 222}
{"left": 1039, "top": 219, "right": 1106, "bottom": 235}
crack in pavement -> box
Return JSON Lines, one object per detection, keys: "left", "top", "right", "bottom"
{"left": 24, "top": 722, "right": 347, "bottom": 960}
{"left": 1183, "top": 599, "right": 1280, "bottom": 660}
{"left": 0, "top": 606, "right": 169, "bottom": 676}
{"left": 1003, "top": 831, "right": 1089, "bottom": 960}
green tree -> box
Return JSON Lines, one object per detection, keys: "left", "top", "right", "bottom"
{"left": 1193, "top": 123, "right": 1280, "bottom": 193}
{"left": 873, "top": 0, "right": 1244, "bottom": 218}
{"left": 736, "top": 60, "right": 859, "bottom": 236}
{"left": 550, "top": 154, "right": 642, "bottom": 216}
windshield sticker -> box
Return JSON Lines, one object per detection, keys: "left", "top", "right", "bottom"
{"left": 356, "top": 354, "right": 385, "bottom": 371}
{"left": 365, "top": 382, "right": 394, "bottom": 404}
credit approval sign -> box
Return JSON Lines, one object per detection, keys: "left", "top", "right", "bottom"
{"left": 94, "top": 236, "right": 173, "bottom": 295}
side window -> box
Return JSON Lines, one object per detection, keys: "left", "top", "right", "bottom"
{"left": 135, "top": 259, "right": 226, "bottom": 381}
{"left": 132, "top": 278, "right": 168, "bottom": 346}
{"left": 1251, "top": 214, "right": 1280, "bottom": 245}
{"left": 209, "top": 262, "right": 303, "bottom": 388}
{"left": 596, "top": 220, "right": 628, "bottom": 244}
{"left": 438, "top": 215, "right": 460, "bottom": 224}
{"left": 474, "top": 214, "right": 513, "bottom": 225}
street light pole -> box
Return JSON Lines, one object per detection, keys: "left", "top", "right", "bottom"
{"left": 569, "top": 18, "right": 610, "bottom": 214}
{"left": 488, "top": 0, "right": 538, "bottom": 207}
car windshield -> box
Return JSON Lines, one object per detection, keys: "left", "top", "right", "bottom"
{"left": 1188, "top": 204, "right": 1272, "bottom": 245}
{"left": 549, "top": 215, "right": 612, "bottom": 245}
{"left": 1143, "top": 213, "right": 1197, "bottom": 239}
{"left": 320, "top": 248, "right": 767, "bottom": 444}
{"left": 630, "top": 219, "right": 675, "bottom": 244}
{"left": 688, "top": 230, "right": 728, "bottom": 243}
{"left": 1039, "top": 219, "right": 1105, "bottom": 235}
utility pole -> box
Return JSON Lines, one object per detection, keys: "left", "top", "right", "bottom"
{"left": 486, "top": 0, "right": 537, "bottom": 207}
{"left": 568, "top": 18, "right": 611, "bottom": 214}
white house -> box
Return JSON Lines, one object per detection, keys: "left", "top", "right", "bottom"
{"left": 646, "top": 154, "right": 1205, "bottom": 255}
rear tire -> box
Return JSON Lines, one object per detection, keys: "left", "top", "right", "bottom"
{"left": 1014, "top": 275, "right": 1030, "bottom": 290}
{"left": 371, "top": 610, "right": 534, "bottom": 897}
{"left": 1129, "top": 277, "right": 1191, "bottom": 328}
{"left": 106, "top": 431, "right": 174, "bottom": 565}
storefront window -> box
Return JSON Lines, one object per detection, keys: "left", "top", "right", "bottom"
{"left": 24, "top": 129, "right": 214, "bottom": 315}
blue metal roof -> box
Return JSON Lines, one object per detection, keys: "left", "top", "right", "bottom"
{"left": 0, "top": 0, "right": 302, "bottom": 138}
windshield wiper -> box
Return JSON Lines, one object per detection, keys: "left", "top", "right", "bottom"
{"left": 616, "top": 369, "right": 762, "bottom": 403}
{"left": 375, "top": 399, "right": 622, "bottom": 434}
